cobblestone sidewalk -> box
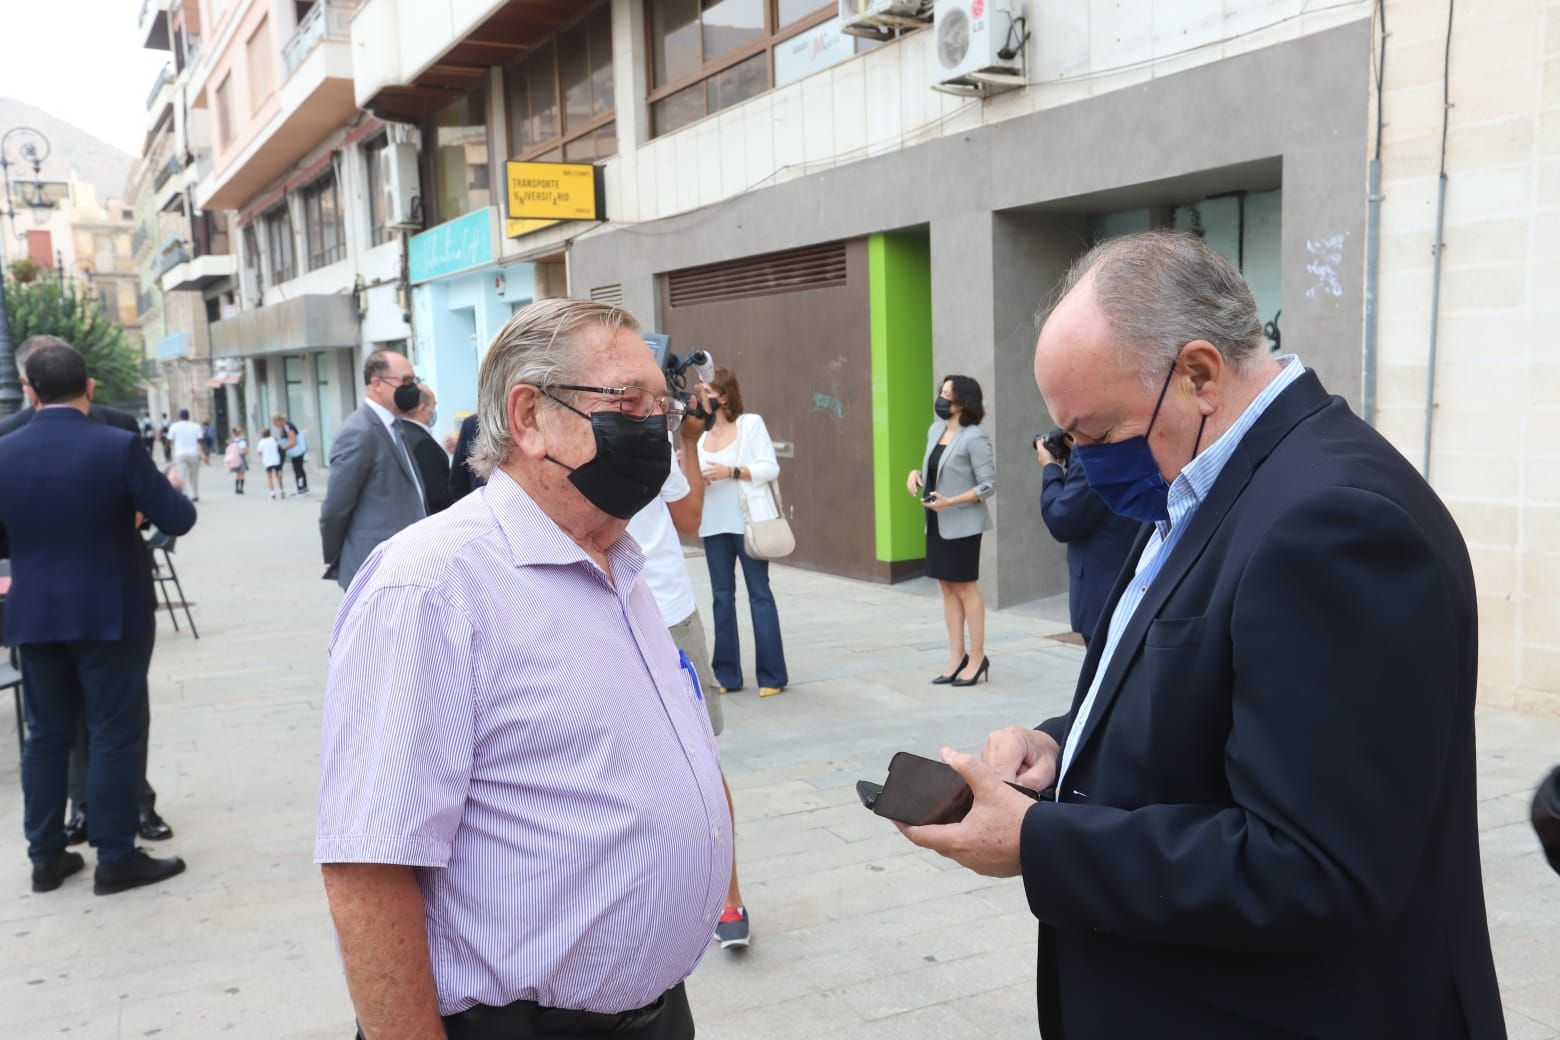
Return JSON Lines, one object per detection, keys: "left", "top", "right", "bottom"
{"left": 1, "top": 474, "right": 1557, "bottom": 1038}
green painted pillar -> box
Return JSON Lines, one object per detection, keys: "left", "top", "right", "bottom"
{"left": 868, "top": 229, "right": 933, "bottom": 564}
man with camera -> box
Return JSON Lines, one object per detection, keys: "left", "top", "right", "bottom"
{"left": 1035, "top": 429, "right": 1139, "bottom": 646}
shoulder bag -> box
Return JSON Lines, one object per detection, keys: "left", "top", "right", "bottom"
{"left": 735, "top": 416, "right": 796, "bottom": 561}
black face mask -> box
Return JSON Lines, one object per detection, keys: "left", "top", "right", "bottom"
{"left": 934, "top": 397, "right": 955, "bottom": 421}
{"left": 706, "top": 398, "right": 722, "bottom": 423}
{"left": 392, "top": 382, "right": 421, "bottom": 414}
{"left": 543, "top": 394, "right": 671, "bottom": 520}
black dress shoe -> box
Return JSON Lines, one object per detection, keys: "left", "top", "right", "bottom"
{"left": 94, "top": 849, "right": 186, "bottom": 896}
{"left": 32, "top": 850, "right": 86, "bottom": 893}
{"left": 63, "top": 810, "right": 88, "bottom": 846}
{"left": 932, "top": 655, "right": 970, "bottom": 685}
{"left": 951, "top": 656, "right": 990, "bottom": 687}
{"left": 138, "top": 808, "right": 174, "bottom": 841}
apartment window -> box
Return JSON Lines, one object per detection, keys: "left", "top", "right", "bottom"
{"left": 264, "top": 204, "right": 296, "bottom": 284}
{"left": 99, "top": 286, "right": 122, "bottom": 323}
{"left": 363, "top": 135, "right": 389, "bottom": 246}
{"left": 242, "top": 223, "right": 263, "bottom": 290}
{"left": 247, "top": 19, "right": 274, "bottom": 110}
{"left": 215, "top": 74, "right": 234, "bottom": 148}
{"left": 302, "top": 174, "right": 345, "bottom": 270}
{"left": 424, "top": 89, "right": 491, "bottom": 225}
{"left": 505, "top": 3, "right": 616, "bottom": 162}
{"left": 648, "top": 1, "right": 847, "bottom": 136}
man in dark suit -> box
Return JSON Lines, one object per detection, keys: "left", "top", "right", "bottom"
{"left": 898, "top": 232, "right": 1503, "bottom": 1038}
{"left": 0, "top": 342, "right": 195, "bottom": 895}
{"left": 0, "top": 336, "right": 175, "bottom": 845}
{"left": 1037, "top": 442, "right": 1140, "bottom": 645}
{"left": 448, "top": 412, "right": 484, "bottom": 504}
{"left": 400, "top": 383, "right": 452, "bottom": 515}
{"left": 318, "top": 349, "right": 426, "bottom": 589}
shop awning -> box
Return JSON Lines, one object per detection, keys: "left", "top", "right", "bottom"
{"left": 209, "top": 294, "right": 359, "bottom": 358}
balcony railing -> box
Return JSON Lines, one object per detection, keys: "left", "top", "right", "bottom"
{"left": 155, "top": 239, "right": 191, "bottom": 276}
{"left": 146, "top": 64, "right": 174, "bottom": 111}
{"left": 282, "top": 1, "right": 355, "bottom": 79}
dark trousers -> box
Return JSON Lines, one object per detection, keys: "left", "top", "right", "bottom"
{"left": 703, "top": 533, "right": 787, "bottom": 690}
{"left": 355, "top": 983, "right": 694, "bottom": 1040}
{"left": 20, "top": 635, "right": 154, "bottom": 865}
{"left": 290, "top": 453, "right": 308, "bottom": 491}
{"left": 67, "top": 622, "right": 157, "bottom": 816}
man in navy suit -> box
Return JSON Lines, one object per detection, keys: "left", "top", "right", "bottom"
{"left": 0, "top": 342, "right": 196, "bottom": 895}
{"left": 899, "top": 232, "right": 1503, "bottom": 1038}
{"left": 1037, "top": 441, "right": 1140, "bottom": 645}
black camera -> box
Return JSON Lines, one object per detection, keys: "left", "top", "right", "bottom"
{"left": 661, "top": 348, "right": 716, "bottom": 422}
{"left": 1037, "top": 429, "right": 1072, "bottom": 468}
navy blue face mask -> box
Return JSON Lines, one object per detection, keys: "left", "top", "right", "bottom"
{"left": 1073, "top": 363, "right": 1204, "bottom": 525}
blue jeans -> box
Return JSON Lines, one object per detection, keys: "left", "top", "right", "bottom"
{"left": 703, "top": 533, "right": 788, "bottom": 690}
{"left": 20, "top": 635, "right": 153, "bottom": 865}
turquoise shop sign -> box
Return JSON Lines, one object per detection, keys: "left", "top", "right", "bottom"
{"left": 409, "top": 208, "right": 495, "bottom": 284}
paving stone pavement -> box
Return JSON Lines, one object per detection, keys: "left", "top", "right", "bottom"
{"left": 2, "top": 472, "right": 1558, "bottom": 1038}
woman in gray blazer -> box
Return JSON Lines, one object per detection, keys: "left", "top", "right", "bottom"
{"left": 907, "top": 375, "right": 996, "bottom": 687}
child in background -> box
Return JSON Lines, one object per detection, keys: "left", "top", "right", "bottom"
{"left": 224, "top": 426, "right": 249, "bottom": 494}
{"left": 258, "top": 428, "right": 285, "bottom": 499}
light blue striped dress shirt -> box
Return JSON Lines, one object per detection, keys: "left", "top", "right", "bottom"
{"left": 315, "top": 469, "right": 730, "bottom": 1015}
{"left": 1056, "top": 356, "right": 1307, "bottom": 791}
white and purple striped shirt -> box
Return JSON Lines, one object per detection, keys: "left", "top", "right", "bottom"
{"left": 314, "top": 469, "right": 731, "bottom": 1015}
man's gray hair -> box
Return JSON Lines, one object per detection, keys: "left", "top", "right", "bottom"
{"left": 469, "top": 297, "right": 641, "bottom": 480}
{"left": 1041, "top": 230, "right": 1266, "bottom": 388}
{"left": 15, "top": 334, "right": 71, "bottom": 370}
{"left": 418, "top": 383, "right": 436, "bottom": 409}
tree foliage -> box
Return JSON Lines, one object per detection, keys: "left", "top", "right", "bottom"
{"left": 3, "top": 277, "right": 141, "bottom": 403}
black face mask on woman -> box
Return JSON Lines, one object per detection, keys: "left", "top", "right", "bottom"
{"left": 542, "top": 393, "right": 672, "bottom": 520}
{"left": 934, "top": 396, "right": 955, "bottom": 421}
{"left": 392, "top": 381, "right": 422, "bottom": 414}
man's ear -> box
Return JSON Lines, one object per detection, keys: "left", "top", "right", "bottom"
{"left": 1180, "top": 340, "right": 1223, "bottom": 417}
{"left": 508, "top": 384, "right": 550, "bottom": 461}
{"left": 22, "top": 383, "right": 40, "bottom": 410}
{"left": 85, "top": 377, "right": 96, "bottom": 403}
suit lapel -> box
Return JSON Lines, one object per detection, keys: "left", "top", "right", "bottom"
{"left": 938, "top": 424, "right": 966, "bottom": 477}
{"left": 1062, "top": 371, "right": 1334, "bottom": 774}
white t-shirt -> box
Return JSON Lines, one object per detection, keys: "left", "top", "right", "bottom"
{"left": 258, "top": 435, "right": 282, "bottom": 468}
{"left": 168, "top": 420, "right": 204, "bottom": 457}
{"left": 626, "top": 452, "right": 697, "bottom": 627}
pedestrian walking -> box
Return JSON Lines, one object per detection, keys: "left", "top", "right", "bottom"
{"left": 273, "top": 413, "right": 309, "bottom": 495}
{"left": 907, "top": 375, "right": 996, "bottom": 685}
{"left": 167, "top": 409, "right": 208, "bottom": 502}
{"left": 317, "top": 349, "right": 426, "bottom": 589}
{"left": 897, "top": 231, "right": 1504, "bottom": 1039}
{"left": 257, "top": 428, "right": 284, "bottom": 499}
{"left": 139, "top": 414, "right": 156, "bottom": 454}
{"left": 0, "top": 341, "right": 194, "bottom": 896}
{"left": 159, "top": 414, "right": 172, "bottom": 464}
{"left": 399, "top": 384, "right": 454, "bottom": 515}
{"left": 224, "top": 427, "right": 249, "bottom": 494}
{"left": 694, "top": 366, "right": 788, "bottom": 697}
{"left": 317, "top": 298, "right": 727, "bottom": 1039}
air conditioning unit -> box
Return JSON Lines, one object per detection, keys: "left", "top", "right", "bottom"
{"left": 840, "top": 0, "right": 933, "bottom": 41}
{"left": 931, "top": 0, "right": 1026, "bottom": 97}
{"left": 379, "top": 141, "right": 422, "bottom": 230}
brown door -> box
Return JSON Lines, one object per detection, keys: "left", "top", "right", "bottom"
{"left": 660, "top": 240, "right": 885, "bottom": 581}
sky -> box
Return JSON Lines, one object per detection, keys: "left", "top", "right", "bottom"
{"left": 2, "top": 0, "right": 172, "bottom": 156}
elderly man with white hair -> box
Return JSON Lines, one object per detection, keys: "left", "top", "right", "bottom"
{"left": 315, "top": 299, "right": 728, "bottom": 1040}
{"left": 898, "top": 231, "right": 1503, "bottom": 1039}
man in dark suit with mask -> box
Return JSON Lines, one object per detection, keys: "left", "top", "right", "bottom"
{"left": 0, "top": 336, "right": 176, "bottom": 845}
{"left": 897, "top": 232, "right": 1503, "bottom": 1038}
{"left": 318, "top": 349, "right": 427, "bottom": 590}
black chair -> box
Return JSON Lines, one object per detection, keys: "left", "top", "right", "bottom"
{"left": 147, "top": 532, "right": 198, "bottom": 639}
{"left": 0, "top": 596, "right": 22, "bottom": 757}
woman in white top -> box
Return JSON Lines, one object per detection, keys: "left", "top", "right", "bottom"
{"left": 695, "top": 366, "right": 789, "bottom": 696}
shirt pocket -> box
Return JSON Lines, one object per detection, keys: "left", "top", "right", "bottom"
{"left": 1144, "top": 615, "right": 1205, "bottom": 649}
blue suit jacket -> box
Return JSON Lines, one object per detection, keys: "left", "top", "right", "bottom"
{"left": 1022, "top": 372, "right": 1502, "bottom": 1039}
{"left": 1039, "top": 456, "right": 1141, "bottom": 641}
{"left": 448, "top": 413, "right": 485, "bottom": 504}
{"left": 0, "top": 407, "right": 196, "bottom": 645}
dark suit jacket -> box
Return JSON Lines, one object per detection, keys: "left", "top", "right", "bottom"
{"left": 1039, "top": 456, "right": 1141, "bottom": 642}
{"left": 1021, "top": 372, "right": 1503, "bottom": 1039}
{"left": 0, "top": 402, "right": 140, "bottom": 438}
{"left": 0, "top": 408, "right": 196, "bottom": 645}
{"left": 401, "top": 420, "right": 453, "bottom": 515}
{"left": 448, "top": 413, "right": 485, "bottom": 504}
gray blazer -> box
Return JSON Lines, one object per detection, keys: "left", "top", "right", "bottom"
{"left": 922, "top": 420, "right": 996, "bottom": 540}
{"left": 319, "top": 403, "right": 426, "bottom": 589}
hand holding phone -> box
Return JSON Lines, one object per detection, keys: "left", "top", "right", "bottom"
{"left": 858, "top": 752, "right": 1041, "bottom": 827}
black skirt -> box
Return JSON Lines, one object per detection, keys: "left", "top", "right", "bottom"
{"left": 925, "top": 507, "right": 981, "bottom": 582}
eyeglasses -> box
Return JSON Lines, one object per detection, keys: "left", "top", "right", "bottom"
{"left": 376, "top": 374, "right": 419, "bottom": 388}
{"left": 544, "top": 384, "right": 688, "bottom": 431}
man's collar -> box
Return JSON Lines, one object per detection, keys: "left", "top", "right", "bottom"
{"left": 364, "top": 397, "right": 397, "bottom": 428}
{"left": 484, "top": 469, "right": 645, "bottom": 583}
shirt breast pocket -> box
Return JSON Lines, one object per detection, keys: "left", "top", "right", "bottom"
{"left": 1144, "top": 615, "right": 1205, "bottom": 649}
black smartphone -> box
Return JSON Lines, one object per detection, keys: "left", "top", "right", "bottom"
{"left": 857, "top": 751, "right": 1040, "bottom": 826}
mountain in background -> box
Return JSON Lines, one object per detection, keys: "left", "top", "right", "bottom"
{"left": 0, "top": 96, "right": 135, "bottom": 206}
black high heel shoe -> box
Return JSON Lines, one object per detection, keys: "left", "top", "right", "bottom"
{"left": 932, "top": 655, "right": 969, "bottom": 685}
{"left": 951, "top": 657, "right": 990, "bottom": 687}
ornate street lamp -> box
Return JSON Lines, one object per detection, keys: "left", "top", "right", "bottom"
{"left": 0, "top": 126, "right": 59, "bottom": 416}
